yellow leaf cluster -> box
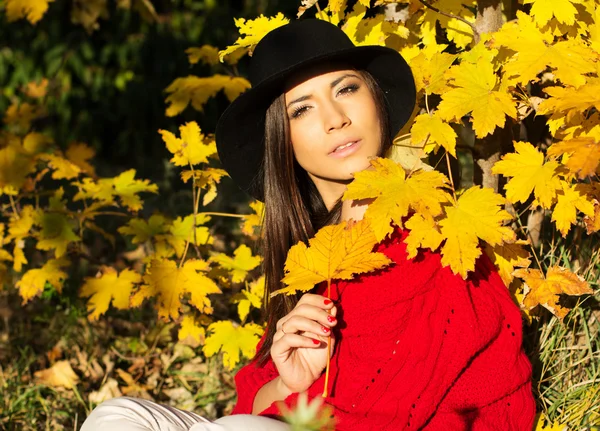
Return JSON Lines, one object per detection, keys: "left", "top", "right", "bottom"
{"left": 273, "top": 219, "right": 392, "bottom": 297}
{"left": 344, "top": 157, "right": 450, "bottom": 242}
{"left": 437, "top": 61, "right": 516, "bottom": 138}
{"left": 186, "top": 45, "right": 220, "bottom": 66}
{"left": 16, "top": 258, "right": 69, "bottom": 303}
{"left": 164, "top": 75, "right": 250, "bottom": 117}
{"left": 203, "top": 321, "right": 264, "bottom": 370}
{"left": 159, "top": 122, "right": 217, "bottom": 167}
{"left": 241, "top": 201, "right": 264, "bottom": 237}
{"left": 132, "top": 258, "right": 221, "bottom": 320}
{"left": 210, "top": 244, "right": 261, "bottom": 284}
{"left": 218, "top": 13, "right": 289, "bottom": 61}
{"left": 80, "top": 267, "right": 142, "bottom": 320}
{"left": 5, "top": 0, "right": 54, "bottom": 24}
{"left": 232, "top": 276, "right": 264, "bottom": 322}
{"left": 514, "top": 266, "right": 593, "bottom": 319}
{"left": 492, "top": 142, "right": 562, "bottom": 209}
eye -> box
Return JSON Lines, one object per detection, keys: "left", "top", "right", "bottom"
{"left": 337, "top": 83, "right": 359, "bottom": 96}
{"left": 290, "top": 105, "right": 310, "bottom": 119}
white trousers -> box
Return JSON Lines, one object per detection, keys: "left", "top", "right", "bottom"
{"left": 80, "top": 397, "right": 292, "bottom": 431}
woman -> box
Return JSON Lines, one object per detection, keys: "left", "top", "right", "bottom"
{"left": 81, "top": 19, "right": 535, "bottom": 431}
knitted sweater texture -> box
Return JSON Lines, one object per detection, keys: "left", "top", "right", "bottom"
{"left": 231, "top": 228, "right": 536, "bottom": 430}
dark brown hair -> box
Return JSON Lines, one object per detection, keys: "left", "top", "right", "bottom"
{"left": 255, "top": 69, "right": 392, "bottom": 365}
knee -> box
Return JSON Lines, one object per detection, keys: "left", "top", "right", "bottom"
{"left": 80, "top": 397, "right": 143, "bottom": 431}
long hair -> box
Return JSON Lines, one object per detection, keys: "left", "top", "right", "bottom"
{"left": 255, "top": 69, "right": 392, "bottom": 365}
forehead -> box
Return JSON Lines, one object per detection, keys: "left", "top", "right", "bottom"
{"left": 284, "top": 63, "right": 359, "bottom": 96}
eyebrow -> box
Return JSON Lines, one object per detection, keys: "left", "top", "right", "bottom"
{"left": 286, "top": 73, "right": 359, "bottom": 109}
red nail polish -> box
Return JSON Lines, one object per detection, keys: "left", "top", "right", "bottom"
{"left": 324, "top": 299, "right": 332, "bottom": 305}
{"left": 322, "top": 326, "right": 330, "bottom": 333}
{"left": 312, "top": 339, "right": 320, "bottom": 345}
{"left": 327, "top": 315, "right": 336, "bottom": 323}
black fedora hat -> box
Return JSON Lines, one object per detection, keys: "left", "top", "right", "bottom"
{"left": 215, "top": 18, "right": 416, "bottom": 201}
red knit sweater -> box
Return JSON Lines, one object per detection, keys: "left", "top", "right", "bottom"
{"left": 231, "top": 228, "right": 536, "bottom": 430}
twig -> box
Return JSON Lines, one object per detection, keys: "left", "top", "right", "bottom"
{"left": 418, "top": 0, "right": 479, "bottom": 40}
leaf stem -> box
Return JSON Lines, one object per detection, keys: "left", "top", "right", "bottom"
{"left": 445, "top": 152, "right": 457, "bottom": 202}
{"left": 8, "top": 195, "right": 20, "bottom": 219}
{"left": 322, "top": 277, "right": 332, "bottom": 398}
{"left": 417, "top": 0, "right": 479, "bottom": 40}
{"left": 201, "top": 212, "right": 246, "bottom": 218}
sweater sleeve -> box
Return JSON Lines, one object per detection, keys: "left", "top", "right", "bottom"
{"left": 230, "top": 333, "right": 279, "bottom": 415}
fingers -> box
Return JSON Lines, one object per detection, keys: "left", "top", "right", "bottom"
{"left": 271, "top": 332, "right": 329, "bottom": 356}
{"left": 276, "top": 294, "right": 336, "bottom": 333}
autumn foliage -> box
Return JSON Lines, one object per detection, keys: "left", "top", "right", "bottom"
{"left": 1, "top": 0, "right": 600, "bottom": 429}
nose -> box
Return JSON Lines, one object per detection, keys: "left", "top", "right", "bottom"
{"left": 323, "top": 101, "right": 350, "bottom": 133}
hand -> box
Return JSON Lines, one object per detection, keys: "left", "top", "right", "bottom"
{"left": 270, "top": 294, "right": 338, "bottom": 394}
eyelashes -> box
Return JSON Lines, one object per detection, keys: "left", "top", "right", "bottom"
{"left": 289, "top": 83, "right": 361, "bottom": 119}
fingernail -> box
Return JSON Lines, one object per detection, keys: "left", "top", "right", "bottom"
{"left": 327, "top": 315, "right": 336, "bottom": 323}
{"left": 324, "top": 299, "right": 332, "bottom": 305}
{"left": 312, "top": 339, "right": 321, "bottom": 345}
{"left": 322, "top": 326, "right": 330, "bottom": 333}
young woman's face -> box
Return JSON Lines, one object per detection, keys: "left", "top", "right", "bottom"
{"left": 284, "top": 69, "right": 381, "bottom": 207}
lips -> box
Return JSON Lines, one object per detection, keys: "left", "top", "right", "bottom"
{"left": 330, "top": 138, "right": 361, "bottom": 154}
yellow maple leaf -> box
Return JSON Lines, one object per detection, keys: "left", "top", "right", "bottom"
{"left": 2, "top": 102, "right": 40, "bottom": 130}
{"left": 523, "top": 0, "right": 584, "bottom": 26}
{"left": 408, "top": 50, "right": 456, "bottom": 95}
{"left": 34, "top": 360, "right": 79, "bottom": 389}
{"left": 533, "top": 413, "right": 568, "bottom": 431}
{"left": 118, "top": 214, "right": 168, "bottom": 244}
{"left": 34, "top": 207, "right": 80, "bottom": 258}
{"left": 492, "top": 12, "right": 596, "bottom": 88}
{"left": 132, "top": 258, "right": 221, "bottom": 320}
{"left": 233, "top": 276, "right": 265, "bottom": 322}
{"left": 539, "top": 80, "right": 600, "bottom": 117}
{"left": 437, "top": 61, "right": 516, "bottom": 138}
{"left": 551, "top": 182, "right": 595, "bottom": 237}
{"left": 273, "top": 219, "right": 392, "bottom": 297}
{"left": 186, "top": 45, "right": 220, "bottom": 65}
{"left": 241, "top": 201, "right": 264, "bottom": 236}
{"left": 178, "top": 315, "right": 205, "bottom": 344}
{"left": 70, "top": 0, "right": 109, "bottom": 33}
{"left": 112, "top": 169, "right": 158, "bottom": 211}
{"left": 80, "top": 267, "right": 142, "bottom": 320}
{"left": 0, "top": 144, "right": 36, "bottom": 190}
{"left": 65, "top": 142, "right": 96, "bottom": 176}
{"left": 203, "top": 321, "right": 264, "bottom": 370}
{"left": 72, "top": 177, "right": 115, "bottom": 205}
{"left": 209, "top": 244, "right": 261, "bottom": 284}
{"left": 218, "top": 13, "right": 289, "bottom": 61}
{"left": 165, "top": 214, "right": 213, "bottom": 256}
{"left": 181, "top": 167, "right": 227, "bottom": 205}
{"left": 403, "top": 212, "right": 444, "bottom": 259}
{"left": 547, "top": 137, "right": 600, "bottom": 179}
{"left": 584, "top": 200, "right": 600, "bottom": 234}
{"left": 410, "top": 112, "right": 457, "bottom": 156}
{"left": 160, "top": 122, "right": 216, "bottom": 167}
{"left": 24, "top": 78, "right": 49, "bottom": 98}
{"left": 492, "top": 141, "right": 562, "bottom": 209}
{"left": 5, "top": 0, "right": 54, "bottom": 24}
{"left": 514, "top": 266, "right": 593, "bottom": 319}
{"left": 16, "top": 258, "right": 68, "bottom": 303}
{"left": 164, "top": 75, "right": 251, "bottom": 117}
{"left": 437, "top": 187, "right": 515, "bottom": 279}
{"left": 12, "top": 242, "right": 27, "bottom": 272}
{"left": 343, "top": 157, "right": 451, "bottom": 242}
{"left": 5, "top": 205, "right": 35, "bottom": 241}
{"left": 485, "top": 241, "right": 531, "bottom": 287}
{"left": 22, "top": 132, "right": 52, "bottom": 154}
{"left": 39, "top": 153, "right": 82, "bottom": 180}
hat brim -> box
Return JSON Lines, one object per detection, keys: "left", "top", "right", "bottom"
{"left": 216, "top": 45, "right": 416, "bottom": 201}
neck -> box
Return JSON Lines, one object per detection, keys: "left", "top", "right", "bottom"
{"left": 308, "top": 174, "right": 349, "bottom": 210}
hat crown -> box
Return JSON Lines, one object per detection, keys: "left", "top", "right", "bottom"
{"left": 249, "top": 19, "right": 355, "bottom": 86}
